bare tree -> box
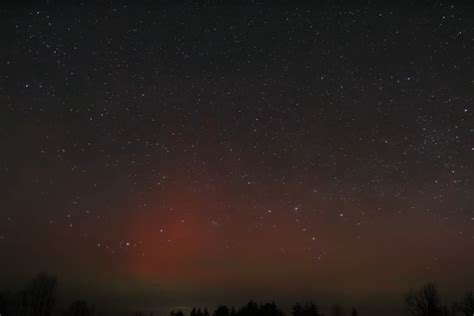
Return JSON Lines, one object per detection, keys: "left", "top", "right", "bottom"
{"left": 17, "top": 289, "right": 29, "bottom": 316}
{"left": 24, "top": 273, "right": 57, "bottom": 316}
{"left": 404, "top": 282, "right": 442, "bottom": 316}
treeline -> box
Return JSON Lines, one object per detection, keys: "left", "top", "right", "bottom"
{"left": 1, "top": 273, "right": 473, "bottom": 316}
{"left": 163, "top": 301, "right": 355, "bottom": 316}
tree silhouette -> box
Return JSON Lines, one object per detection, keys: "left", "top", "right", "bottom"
{"left": 351, "top": 307, "right": 358, "bottom": 316}
{"left": 331, "top": 304, "right": 344, "bottom": 316}
{"left": 3, "top": 273, "right": 474, "bottom": 316}
{"left": 65, "top": 300, "right": 93, "bottom": 316}
{"left": 292, "top": 302, "right": 321, "bottom": 316}
{"left": 440, "top": 305, "right": 451, "bottom": 316}
{"left": 237, "top": 300, "right": 259, "bottom": 316}
{"left": 170, "top": 309, "right": 185, "bottom": 316}
{"left": 260, "top": 302, "right": 284, "bottom": 316}
{"left": 459, "top": 291, "right": 474, "bottom": 316}
{"left": 0, "top": 291, "right": 10, "bottom": 316}
{"left": 405, "top": 282, "right": 442, "bottom": 316}
{"left": 350, "top": 307, "right": 358, "bottom": 316}
{"left": 214, "top": 305, "right": 230, "bottom": 316}
{"left": 21, "top": 273, "right": 57, "bottom": 316}
{"left": 228, "top": 301, "right": 285, "bottom": 316}
{"left": 292, "top": 303, "right": 303, "bottom": 316}
{"left": 17, "top": 289, "right": 29, "bottom": 316}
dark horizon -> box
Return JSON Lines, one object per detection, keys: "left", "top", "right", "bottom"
{"left": 1, "top": 1, "right": 473, "bottom": 315}
{"left": 1, "top": 273, "right": 473, "bottom": 316}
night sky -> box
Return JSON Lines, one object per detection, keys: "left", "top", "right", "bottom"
{"left": 0, "top": 1, "right": 473, "bottom": 315}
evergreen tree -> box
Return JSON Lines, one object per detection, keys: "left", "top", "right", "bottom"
{"left": 214, "top": 305, "right": 230, "bottom": 316}
{"left": 292, "top": 302, "right": 320, "bottom": 316}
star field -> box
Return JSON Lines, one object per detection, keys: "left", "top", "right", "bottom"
{"left": 0, "top": 1, "right": 473, "bottom": 315}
